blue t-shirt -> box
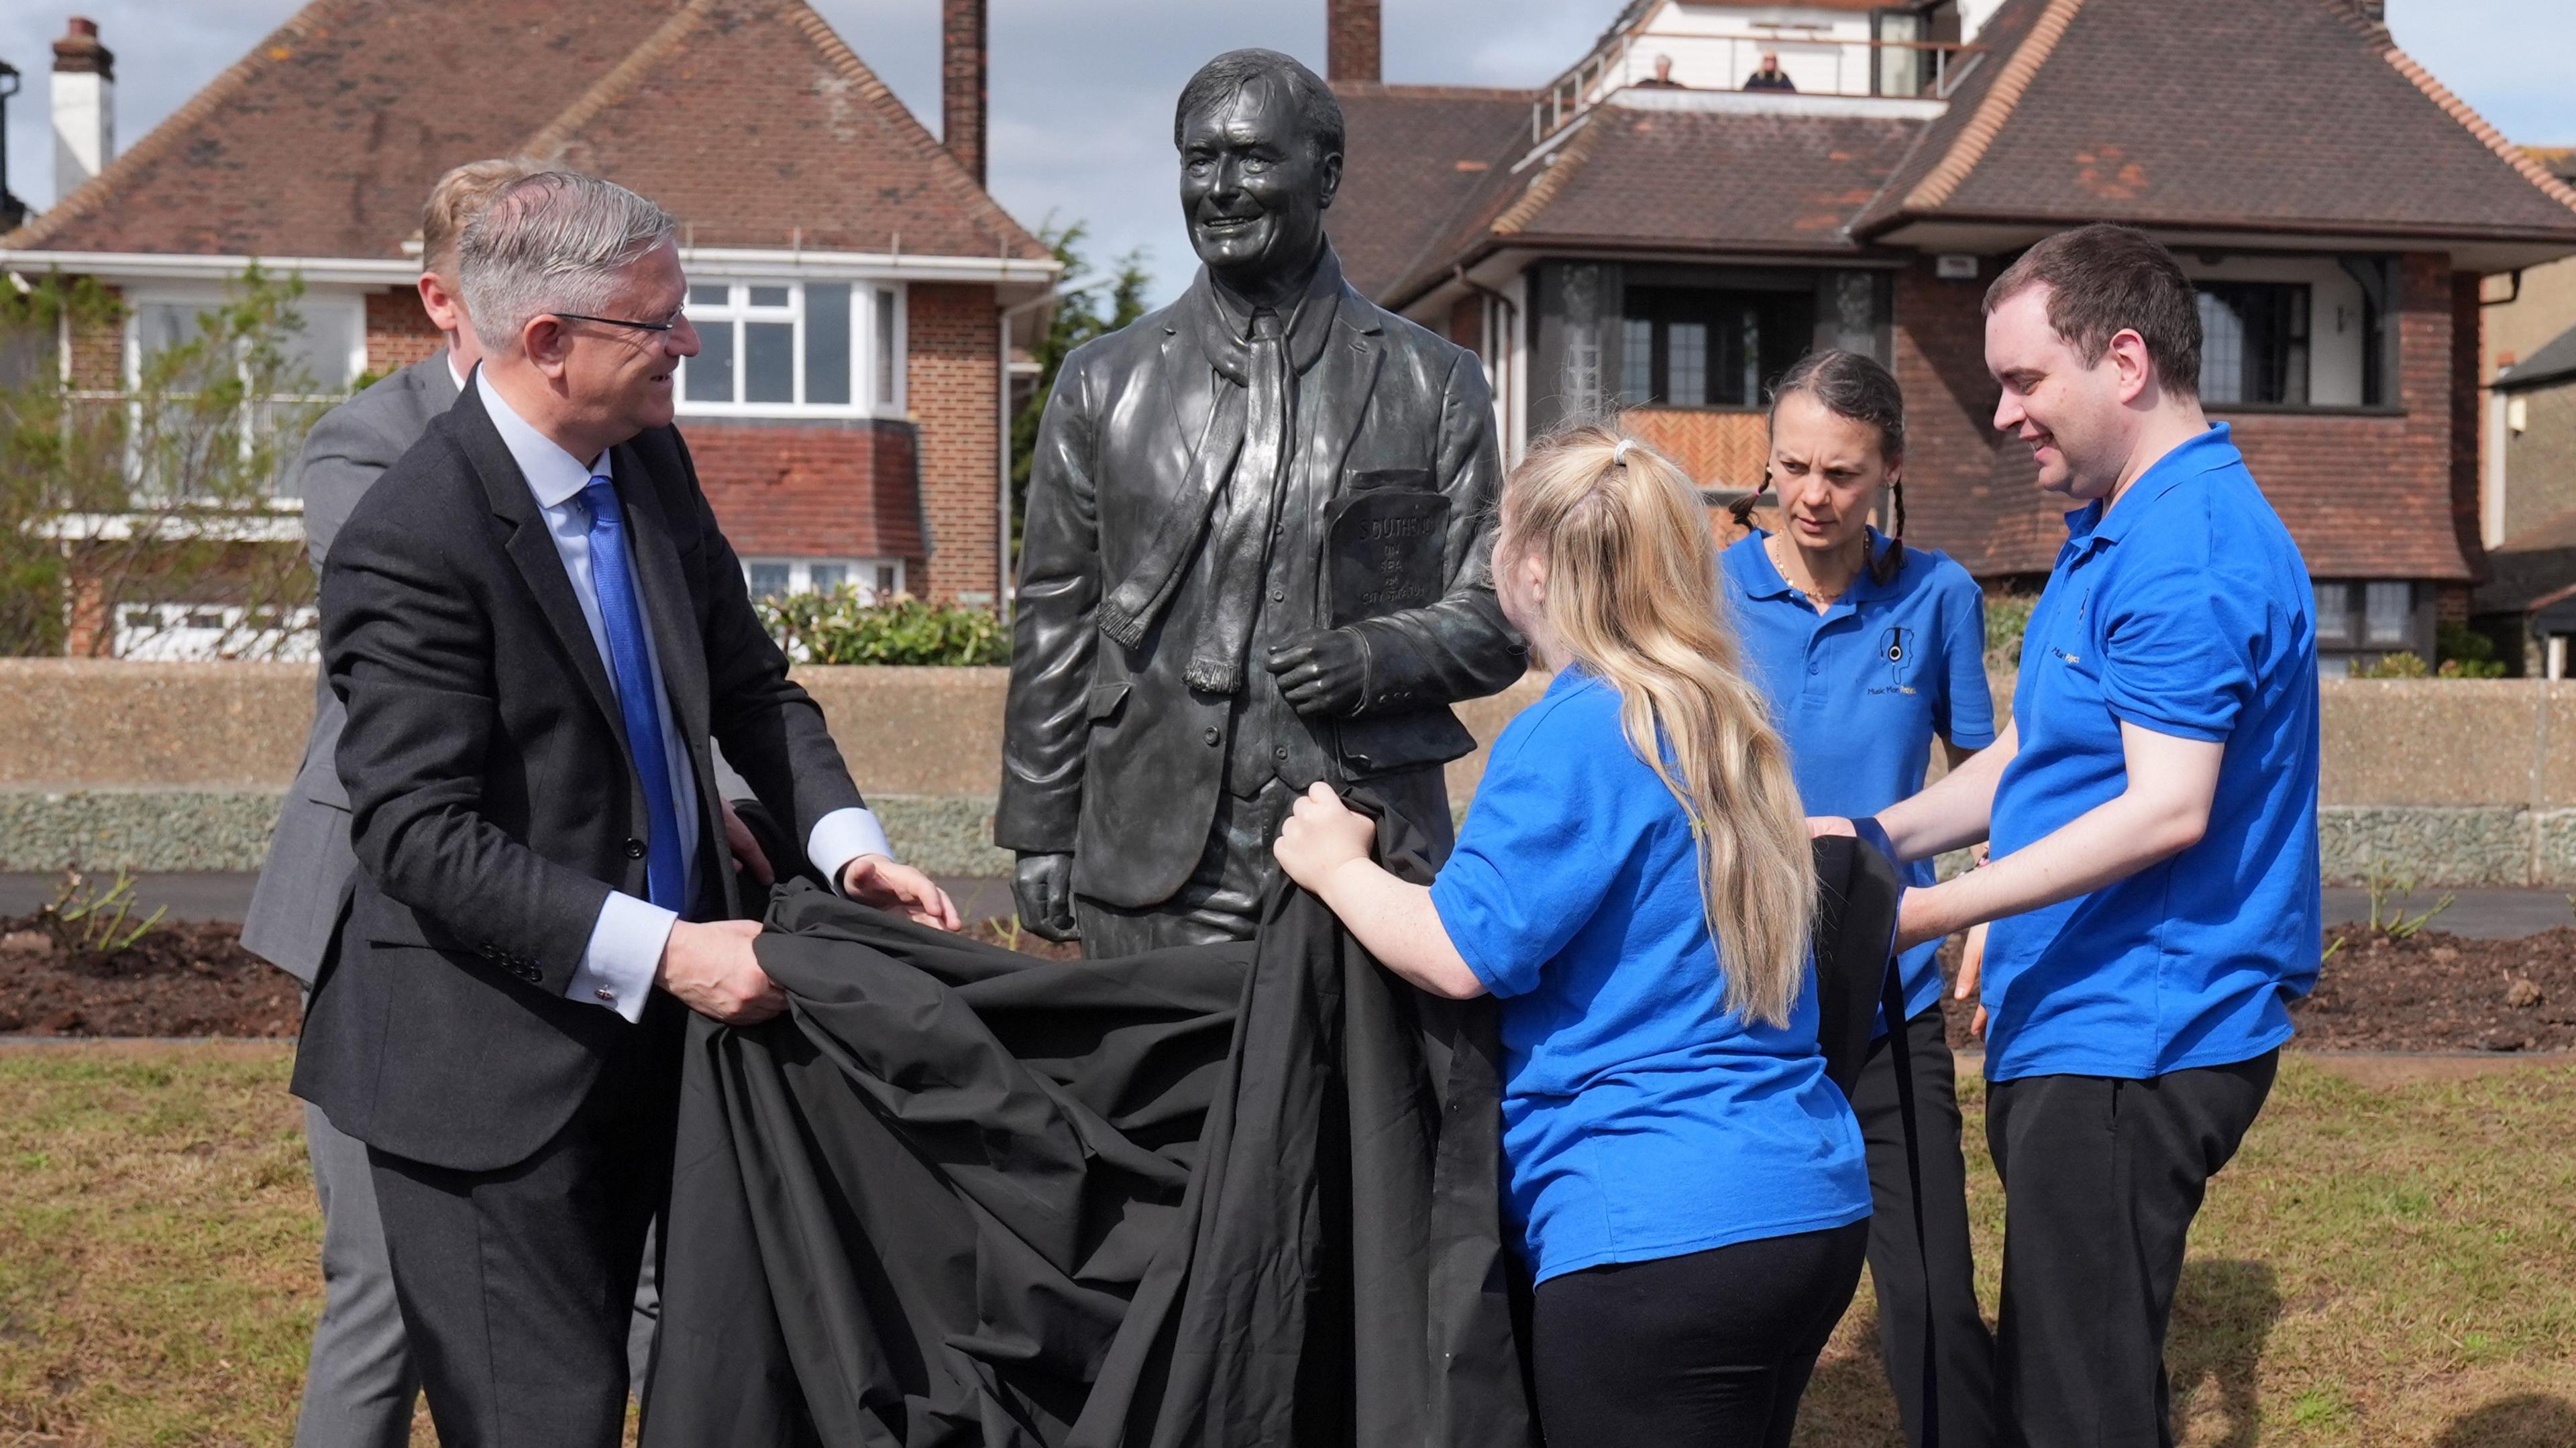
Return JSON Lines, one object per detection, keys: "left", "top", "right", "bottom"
{"left": 1722, "top": 529, "right": 1996, "bottom": 1025}
{"left": 1430, "top": 668, "right": 1872, "bottom": 1284}
{"left": 1984, "top": 423, "right": 2322, "bottom": 1081}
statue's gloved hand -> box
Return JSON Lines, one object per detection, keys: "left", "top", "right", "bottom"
{"left": 1012, "top": 852, "right": 1079, "bottom": 943}
{"left": 1265, "top": 628, "right": 1368, "bottom": 718}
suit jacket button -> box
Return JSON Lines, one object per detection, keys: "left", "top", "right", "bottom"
{"left": 625, "top": 838, "right": 647, "bottom": 859}
{"left": 1203, "top": 726, "right": 1221, "bottom": 746}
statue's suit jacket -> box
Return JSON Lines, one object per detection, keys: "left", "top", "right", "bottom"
{"left": 998, "top": 265, "right": 1525, "bottom": 909}
{"left": 241, "top": 352, "right": 460, "bottom": 984}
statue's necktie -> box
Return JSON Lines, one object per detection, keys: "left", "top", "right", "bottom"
{"left": 1185, "top": 307, "right": 1291, "bottom": 693}
{"left": 580, "top": 476, "right": 688, "bottom": 915}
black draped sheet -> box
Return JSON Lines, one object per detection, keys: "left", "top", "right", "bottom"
{"left": 642, "top": 805, "right": 1538, "bottom": 1448}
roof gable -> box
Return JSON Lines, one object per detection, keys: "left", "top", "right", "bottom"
{"left": 7, "top": 0, "right": 656, "bottom": 258}
{"left": 1856, "top": 0, "right": 2576, "bottom": 244}
{"left": 527, "top": 0, "right": 1042, "bottom": 259}
{"left": 3, "top": 0, "right": 1042, "bottom": 263}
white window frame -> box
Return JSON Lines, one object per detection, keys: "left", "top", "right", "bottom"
{"left": 677, "top": 280, "right": 904, "bottom": 420}
{"left": 117, "top": 284, "right": 366, "bottom": 504}
{"left": 742, "top": 557, "right": 906, "bottom": 604}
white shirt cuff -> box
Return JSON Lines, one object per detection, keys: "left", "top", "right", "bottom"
{"left": 806, "top": 805, "right": 895, "bottom": 895}
{"left": 566, "top": 891, "right": 675, "bottom": 1024}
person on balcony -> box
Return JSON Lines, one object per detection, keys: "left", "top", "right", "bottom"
{"left": 1638, "top": 54, "right": 1686, "bottom": 89}
{"left": 1744, "top": 50, "right": 1798, "bottom": 92}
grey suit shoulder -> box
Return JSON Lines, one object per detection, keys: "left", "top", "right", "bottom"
{"left": 241, "top": 351, "right": 460, "bottom": 983}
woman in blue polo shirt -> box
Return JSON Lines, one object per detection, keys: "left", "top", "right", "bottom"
{"left": 1275, "top": 423, "right": 1870, "bottom": 1447}
{"left": 1721, "top": 349, "right": 1997, "bottom": 1448}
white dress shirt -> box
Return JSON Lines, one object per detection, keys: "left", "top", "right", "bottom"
{"left": 475, "top": 372, "right": 894, "bottom": 1022}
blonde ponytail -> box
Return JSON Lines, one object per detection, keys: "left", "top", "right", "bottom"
{"left": 1501, "top": 424, "right": 1816, "bottom": 1027}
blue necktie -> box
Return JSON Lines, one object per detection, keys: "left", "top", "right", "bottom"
{"left": 581, "top": 476, "right": 688, "bottom": 915}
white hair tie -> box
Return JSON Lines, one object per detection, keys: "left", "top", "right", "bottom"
{"left": 1613, "top": 438, "right": 1635, "bottom": 467}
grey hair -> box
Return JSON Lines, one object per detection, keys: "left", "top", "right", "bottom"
{"left": 457, "top": 171, "right": 680, "bottom": 355}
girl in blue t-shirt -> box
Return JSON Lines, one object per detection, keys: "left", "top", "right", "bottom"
{"left": 1719, "top": 349, "right": 1998, "bottom": 1448}
{"left": 1275, "top": 423, "right": 1872, "bottom": 1448}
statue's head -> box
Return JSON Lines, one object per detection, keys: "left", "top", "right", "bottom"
{"left": 1173, "top": 49, "right": 1344, "bottom": 290}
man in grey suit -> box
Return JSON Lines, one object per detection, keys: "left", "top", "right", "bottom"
{"left": 242, "top": 157, "right": 536, "bottom": 1448}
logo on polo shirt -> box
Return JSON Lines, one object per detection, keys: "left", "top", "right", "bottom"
{"left": 1877, "top": 626, "right": 1918, "bottom": 694}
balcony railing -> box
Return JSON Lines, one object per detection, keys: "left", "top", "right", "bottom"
{"left": 1532, "top": 32, "right": 1985, "bottom": 144}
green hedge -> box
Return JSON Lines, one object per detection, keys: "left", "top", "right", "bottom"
{"left": 755, "top": 592, "right": 1008, "bottom": 666}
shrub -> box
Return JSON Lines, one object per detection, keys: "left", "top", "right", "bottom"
{"left": 2351, "top": 625, "right": 2510, "bottom": 680}
{"left": 755, "top": 591, "right": 1008, "bottom": 666}
{"left": 1985, "top": 592, "right": 2035, "bottom": 671}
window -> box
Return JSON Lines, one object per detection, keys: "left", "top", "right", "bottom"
{"left": 2196, "top": 283, "right": 2311, "bottom": 406}
{"left": 680, "top": 282, "right": 898, "bottom": 416}
{"left": 1619, "top": 287, "right": 1813, "bottom": 408}
{"left": 125, "top": 290, "right": 364, "bottom": 500}
{"left": 741, "top": 557, "right": 904, "bottom": 602}
{"left": 2312, "top": 579, "right": 2421, "bottom": 667}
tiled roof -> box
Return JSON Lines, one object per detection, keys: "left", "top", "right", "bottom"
{"left": 2472, "top": 508, "right": 2576, "bottom": 616}
{"left": 1330, "top": 85, "right": 1532, "bottom": 300}
{"left": 1334, "top": 91, "right": 1924, "bottom": 307}
{"left": 2, "top": 0, "right": 1043, "bottom": 262}
{"left": 2498, "top": 321, "right": 2576, "bottom": 392}
{"left": 1854, "top": 0, "right": 2576, "bottom": 244}
{"left": 1491, "top": 103, "right": 1921, "bottom": 258}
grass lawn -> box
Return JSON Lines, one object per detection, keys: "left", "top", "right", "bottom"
{"left": 0, "top": 1046, "right": 2570, "bottom": 1447}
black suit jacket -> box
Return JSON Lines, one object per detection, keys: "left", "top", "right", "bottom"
{"left": 997, "top": 262, "right": 1524, "bottom": 908}
{"left": 293, "top": 382, "right": 865, "bottom": 1172}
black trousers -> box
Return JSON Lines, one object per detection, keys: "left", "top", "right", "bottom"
{"left": 1854, "top": 1005, "right": 1997, "bottom": 1448}
{"left": 368, "top": 1029, "right": 677, "bottom": 1448}
{"left": 1985, "top": 1051, "right": 2278, "bottom": 1448}
{"left": 1532, "top": 1221, "right": 1869, "bottom": 1448}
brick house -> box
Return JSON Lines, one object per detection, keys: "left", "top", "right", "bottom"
{"left": 0, "top": 0, "right": 1054, "bottom": 656}
{"left": 1325, "top": 0, "right": 2576, "bottom": 674}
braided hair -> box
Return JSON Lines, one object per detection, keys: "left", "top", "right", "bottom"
{"left": 1732, "top": 350, "right": 1910, "bottom": 586}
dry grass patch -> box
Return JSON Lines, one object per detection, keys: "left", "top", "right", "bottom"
{"left": 1796, "top": 1058, "right": 2576, "bottom": 1446}
{"left": 1, "top": 1047, "right": 2570, "bottom": 1445}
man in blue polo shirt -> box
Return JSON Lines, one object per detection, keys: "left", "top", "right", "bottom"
{"left": 1836, "top": 223, "right": 2320, "bottom": 1446}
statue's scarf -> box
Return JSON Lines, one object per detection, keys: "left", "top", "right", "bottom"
{"left": 1097, "top": 253, "right": 1342, "bottom": 693}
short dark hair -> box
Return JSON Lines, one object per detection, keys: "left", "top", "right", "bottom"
{"left": 1984, "top": 223, "right": 2202, "bottom": 398}
{"left": 1173, "top": 49, "right": 1345, "bottom": 160}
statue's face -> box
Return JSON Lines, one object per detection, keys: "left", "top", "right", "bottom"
{"left": 1177, "top": 76, "right": 1340, "bottom": 284}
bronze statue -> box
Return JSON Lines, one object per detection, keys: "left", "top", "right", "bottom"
{"left": 997, "top": 48, "right": 1524, "bottom": 953}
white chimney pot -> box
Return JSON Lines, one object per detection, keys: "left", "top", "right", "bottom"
{"left": 51, "top": 17, "right": 115, "bottom": 201}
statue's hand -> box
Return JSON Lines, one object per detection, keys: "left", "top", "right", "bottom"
{"left": 1265, "top": 628, "right": 1368, "bottom": 718}
{"left": 1012, "top": 852, "right": 1079, "bottom": 943}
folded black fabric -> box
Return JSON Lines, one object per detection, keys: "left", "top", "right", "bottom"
{"left": 642, "top": 803, "right": 1538, "bottom": 1448}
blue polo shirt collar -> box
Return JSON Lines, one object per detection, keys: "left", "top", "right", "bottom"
{"left": 2086, "top": 423, "right": 2243, "bottom": 548}
{"left": 1737, "top": 527, "right": 1899, "bottom": 610}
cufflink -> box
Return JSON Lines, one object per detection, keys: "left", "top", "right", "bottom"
{"left": 595, "top": 987, "right": 617, "bottom": 1003}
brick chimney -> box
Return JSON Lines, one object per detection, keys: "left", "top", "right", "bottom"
{"left": 941, "top": 0, "right": 986, "bottom": 188}
{"left": 51, "top": 17, "right": 113, "bottom": 200}
{"left": 1327, "top": 0, "right": 1381, "bottom": 85}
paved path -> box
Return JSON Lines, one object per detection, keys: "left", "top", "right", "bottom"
{"left": 2320, "top": 887, "right": 2571, "bottom": 940}
{"left": 0, "top": 871, "right": 1020, "bottom": 930}
{"left": 7, "top": 875, "right": 2568, "bottom": 940}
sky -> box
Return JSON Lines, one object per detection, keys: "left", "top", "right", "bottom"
{"left": 3, "top": 0, "right": 2573, "bottom": 306}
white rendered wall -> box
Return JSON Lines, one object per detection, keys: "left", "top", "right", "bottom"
{"left": 2180, "top": 254, "right": 2371, "bottom": 408}
{"left": 1601, "top": 2, "right": 1881, "bottom": 97}
{"left": 52, "top": 69, "right": 113, "bottom": 199}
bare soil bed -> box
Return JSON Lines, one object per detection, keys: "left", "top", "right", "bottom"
{"left": 0, "top": 911, "right": 1073, "bottom": 1038}
{"left": 6, "top": 911, "right": 2569, "bottom": 1050}
{"left": 1932, "top": 924, "right": 2576, "bottom": 1054}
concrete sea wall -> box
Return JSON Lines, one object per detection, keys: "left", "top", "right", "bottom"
{"left": 1, "top": 662, "right": 2568, "bottom": 887}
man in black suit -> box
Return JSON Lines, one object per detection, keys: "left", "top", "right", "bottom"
{"left": 299, "top": 170, "right": 957, "bottom": 1445}
{"left": 998, "top": 50, "right": 1523, "bottom": 954}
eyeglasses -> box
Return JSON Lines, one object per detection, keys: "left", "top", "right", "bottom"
{"left": 551, "top": 311, "right": 682, "bottom": 333}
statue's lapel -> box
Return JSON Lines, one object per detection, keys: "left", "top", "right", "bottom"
{"left": 1301, "top": 288, "right": 1387, "bottom": 499}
